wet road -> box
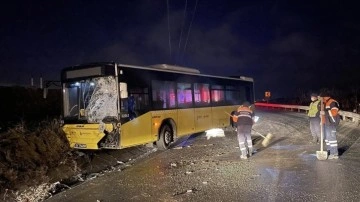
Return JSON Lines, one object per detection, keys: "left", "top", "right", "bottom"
{"left": 46, "top": 110, "right": 360, "bottom": 202}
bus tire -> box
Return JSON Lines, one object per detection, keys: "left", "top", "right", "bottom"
{"left": 156, "top": 124, "right": 173, "bottom": 150}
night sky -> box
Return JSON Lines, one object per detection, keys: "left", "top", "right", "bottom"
{"left": 1, "top": 0, "right": 359, "bottom": 99}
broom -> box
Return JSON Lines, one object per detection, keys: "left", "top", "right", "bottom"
{"left": 252, "top": 129, "right": 274, "bottom": 147}
{"left": 224, "top": 112, "right": 273, "bottom": 147}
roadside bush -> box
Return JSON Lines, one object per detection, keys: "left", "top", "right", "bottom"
{"left": 0, "top": 119, "right": 71, "bottom": 200}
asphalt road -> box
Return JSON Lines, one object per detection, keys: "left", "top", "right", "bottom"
{"left": 46, "top": 109, "right": 360, "bottom": 202}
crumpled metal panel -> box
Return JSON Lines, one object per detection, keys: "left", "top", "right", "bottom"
{"left": 85, "top": 76, "right": 118, "bottom": 123}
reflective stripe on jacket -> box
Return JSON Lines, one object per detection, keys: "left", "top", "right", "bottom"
{"left": 233, "top": 106, "right": 254, "bottom": 125}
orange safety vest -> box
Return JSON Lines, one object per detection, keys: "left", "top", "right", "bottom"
{"left": 232, "top": 105, "right": 253, "bottom": 124}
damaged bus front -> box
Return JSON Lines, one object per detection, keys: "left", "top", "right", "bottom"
{"left": 61, "top": 63, "right": 127, "bottom": 149}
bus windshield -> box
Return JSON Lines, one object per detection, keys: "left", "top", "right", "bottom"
{"left": 63, "top": 76, "right": 118, "bottom": 123}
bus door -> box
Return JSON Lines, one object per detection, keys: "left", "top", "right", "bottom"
{"left": 119, "top": 84, "right": 153, "bottom": 147}
{"left": 193, "top": 83, "right": 212, "bottom": 132}
{"left": 176, "top": 83, "right": 195, "bottom": 136}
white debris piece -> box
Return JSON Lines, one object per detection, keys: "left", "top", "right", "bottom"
{"left": 205, "top": 128, "right": 225, "bottom": 140}
{"left": 170, "top": 163, "right": 177, "bottom": 167}
{"left": 75, "top": 151, "right": 86, "bottom": 157}
{"left": 15, "top": 183, "right": 56, "bottom": 202}
{"left": 76, "top": 174, "right": 84, "bottom": 182}
{"left": 87, "top": 173, "right": 100, "bottom": 180}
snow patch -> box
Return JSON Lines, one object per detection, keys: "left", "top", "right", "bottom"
{"left": 205, "top": 128, "right": 225, "bottom": 140}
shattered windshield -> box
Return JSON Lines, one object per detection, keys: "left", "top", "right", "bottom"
{"left": 63, "top": 76, "right": 118, "bottom": 123}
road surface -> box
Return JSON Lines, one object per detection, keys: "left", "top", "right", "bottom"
{"left": 46, "top": 109, "right": 360, "bottom": 202}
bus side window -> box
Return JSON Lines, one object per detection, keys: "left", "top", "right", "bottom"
{"left": 152, "top": 80, "right": 175, "bottom": 109}
{"left": 127, "top": 87, "right": 150, "bottom": 115}
{"left": 177, "top": 82, "right": 193, "bottom": 108}
{"left": 128, "top": 95, "right": 136, "bottom": 120}
{"left": 194, "top": 83, "right": 210, "bottom": 107}
{"left": 153, "top": 93, "right": 164, "bottom": 109}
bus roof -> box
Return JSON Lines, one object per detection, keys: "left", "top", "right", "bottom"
{"left": 149, "top": 64, "right": 201, "bottom": 74}
{"left": 62, "top": 62, "right": 254, "bottom": 83}
{"left": 119, "top": 63, "right": 254, "bottom": 82}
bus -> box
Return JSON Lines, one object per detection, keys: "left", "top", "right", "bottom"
{"left": 61, "top": 62, "right": 254, "bottom": 150}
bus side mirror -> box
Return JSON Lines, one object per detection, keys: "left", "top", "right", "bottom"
{"left": 120, "top": 82, "right": 128, "bottom": 98}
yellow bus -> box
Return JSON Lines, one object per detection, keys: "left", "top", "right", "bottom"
{"left": 61, "top": 62, "right": 254, "bottom": 150}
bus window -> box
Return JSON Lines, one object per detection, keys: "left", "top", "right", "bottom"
{"left": 177, "top": 83, "right": 193, "bottom": 108}
{"left": 152, "top": 80, "right": 176, "bottom": 109}
{"left": 64, "top": 86, "right": 79, "bottom": 117}
{"left": 129, "top": 87, "right": 149, "bottom": 115}
{"left": 63, "top": 76, "right": 118, "bottom": 122}
{"left": 229, "top": 85, "right": 248, "bottom": 105}
{"left": 226, "top": 85, "right": 242, "bottom": 105}
{"left": 211, "top": 85, "right": 225, "bottom": 105}
{"left": 238, "top": 86, "right": 247, "bottom": 104}
{"left": 245, "top": 86, "right": 253, "bottom": 103}
{"left": 194, "top": 83, "right": 210, "bottom": 107}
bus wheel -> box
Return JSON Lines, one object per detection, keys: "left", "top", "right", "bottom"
{"left": 157, "top": 124, "right": 173, "bottom": 150}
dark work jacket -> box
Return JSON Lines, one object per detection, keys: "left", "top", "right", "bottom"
{"left": 323, "top": 97, "right": 340, "bottom": 126}
{"left": 233, "top": 106, "right": 254, "bottom": 125}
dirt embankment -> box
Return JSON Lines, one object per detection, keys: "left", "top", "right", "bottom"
{"left": 0, "top": 119, "right": 155, "bottom": 202}
{"left": 0, "top": 120, "right": 76, "bottom": 201}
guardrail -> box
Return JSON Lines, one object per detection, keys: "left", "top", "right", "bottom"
{"left": 255, "top": 102, "right": 360, "bottom": 124}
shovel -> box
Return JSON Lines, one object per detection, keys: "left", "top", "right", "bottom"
{"left": 316, "top": 97, "right": 328, "bottom": 160}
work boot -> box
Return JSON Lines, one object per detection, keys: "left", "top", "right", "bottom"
{"left": 248, "top": 148, "right": 253, "bottom": 157}
{"left": 240, "top": 155, "right": 248, "bottom": 160}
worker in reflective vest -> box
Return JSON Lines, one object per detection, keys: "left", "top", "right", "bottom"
{"left": 320, "top": 90, "right": 340, "bottom": 159}
{"left": 307, "top": 93, "right": 321, "bottom": 144}
{"left": 232, "top": 101, "right": 254, "bottom": 160}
